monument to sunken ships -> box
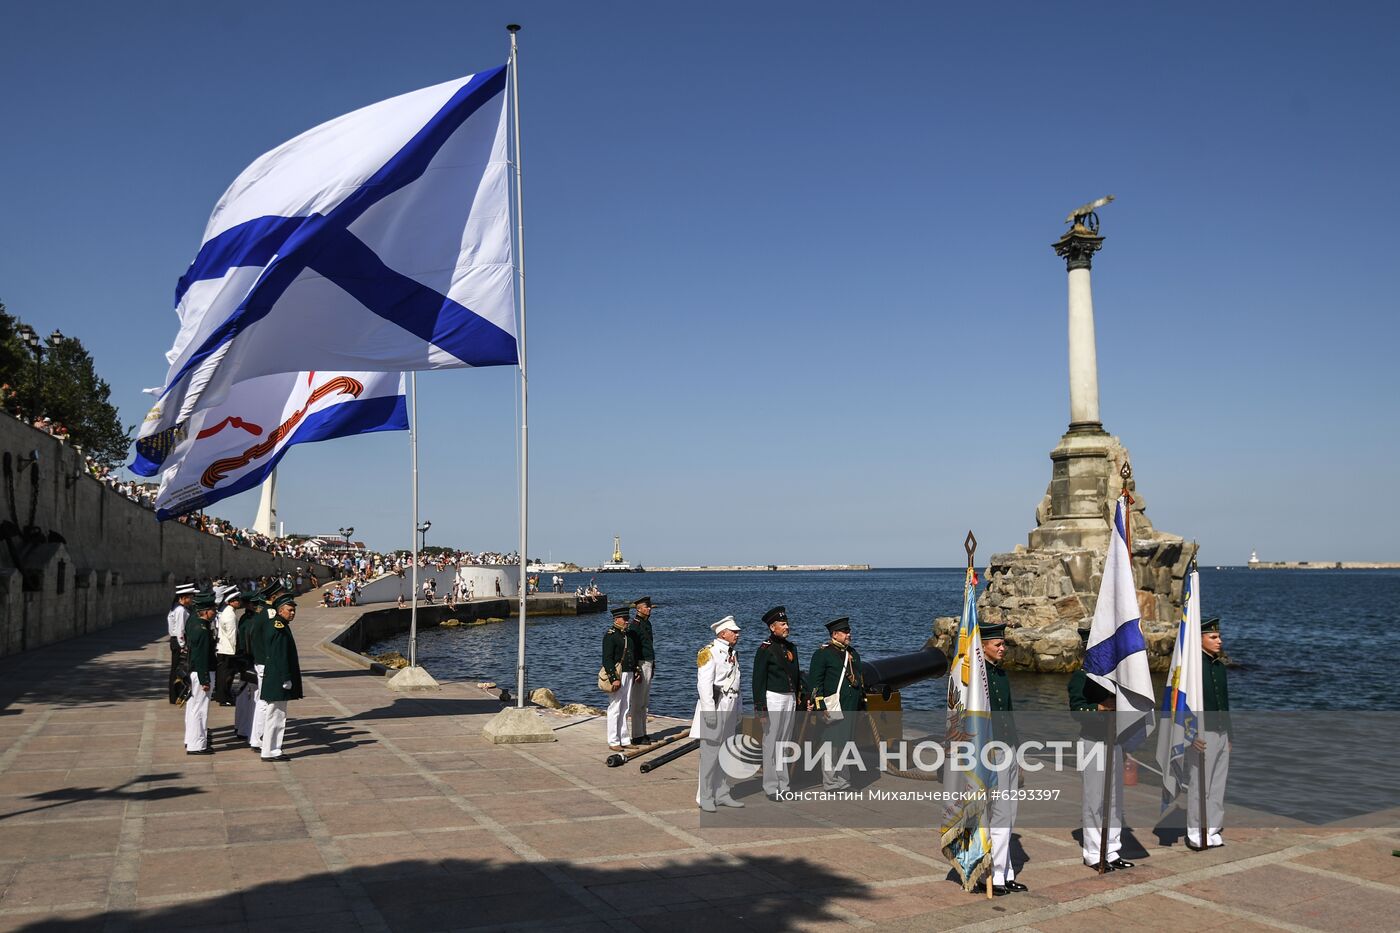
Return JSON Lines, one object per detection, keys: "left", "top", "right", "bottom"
{"left": 934, "top": 198, "right": 1196, "bottom": 672}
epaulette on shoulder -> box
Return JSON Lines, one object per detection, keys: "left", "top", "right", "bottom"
{"left": 758, "top": 639, "right": 772, "bottom": 649}
{"left": 274, "top": 621, "right": 286, "bottom": 629}
{"left": 697, "top": 645, "right": 712, "bottom": 667}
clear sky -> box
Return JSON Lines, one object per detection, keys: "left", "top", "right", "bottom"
{"left": 2, "top": 2, "right": 1397, "bottom": 565}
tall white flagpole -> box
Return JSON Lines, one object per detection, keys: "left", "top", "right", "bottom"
{"left": 410, "top": 371, "right": 419, "bottom": 668}
{"left": 508, "top": 23, "right": 529, "bottom": 709}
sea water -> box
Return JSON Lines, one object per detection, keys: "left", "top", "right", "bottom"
{"left": 371, "top": 567, "right": 1400, "bottom": 715}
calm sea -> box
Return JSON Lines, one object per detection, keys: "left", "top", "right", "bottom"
{"left": 371, "top": 567, "right": 1400, "bottom": 716}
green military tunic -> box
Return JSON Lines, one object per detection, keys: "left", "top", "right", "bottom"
{"left": 633, "top": 615, "right": 655, "bottom": 664}
{"left": 1067, "top": 668, "right": 1114, "bottom": 742}
{"left": 184, "top": 613, "right": 216, "bottom": 684}
{"left": 985, "top": 659, "right": 1018, "bottom": 745}
{"left": 809, "top": 642, "right": 867, "bottom": 712}
{"left": 260, "top": 617, "right": 303, "bottom": 702}
{"left": 752, "top": 634, "right": 806, "bottom": 711}
{"left": 601, "top": 625, "right": 638, "bottom": 686}
{"left": 1201, "top": 650, "right": 1231, "bottom": 736}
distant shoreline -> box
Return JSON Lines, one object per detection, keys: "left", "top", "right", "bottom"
{"left": 1246, "top": 561, "right": 1400, "bottom": 570}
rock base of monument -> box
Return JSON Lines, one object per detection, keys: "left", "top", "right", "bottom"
{"left": 934, "top": 429, "right": 1197, "bottom": 673}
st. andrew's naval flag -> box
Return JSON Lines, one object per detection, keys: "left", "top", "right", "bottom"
{"left": 134, "top": 66, "right": 516, "bottom": 475}
{"left": 152, "top": 371, "right": 407, "bottom": 521}
{"left": 1084, "top": 497, "right": 1157, "bottom": 746}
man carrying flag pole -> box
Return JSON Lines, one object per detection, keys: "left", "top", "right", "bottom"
{"left": 1156, "top": 561, "right": 1206, "bottom": 843}
{"left": 940, "top": 533, "right": 995, "bottom": 897}
{"left": 1082, "top": 464, "right": 1157, "bottom": 875}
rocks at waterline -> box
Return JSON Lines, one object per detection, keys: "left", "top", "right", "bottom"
{"left": 373, "top": 651, "right": 409, "bottom": 670}
{"left": 530, "top": 687, "right": 562, "bottom": 709}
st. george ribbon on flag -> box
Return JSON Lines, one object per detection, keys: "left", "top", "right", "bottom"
{"left": 939, "top": 567, "right": 995, "bottom": 891}
{"left": 1084, "top": 497, "right": 1157, "bottom": 747}
{"left": 1156, "top": 567, "right": 1204, "bottom": 809}
{"left": 152, "top": 371, "right": 407, "bottom": 521}
{"left": 132, "top": 65, "right": 516, "bottom": 475}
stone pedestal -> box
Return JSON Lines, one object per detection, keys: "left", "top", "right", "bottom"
{"left": 482, "top": 706, "right": 557, "bottom": 744}
{"left": 386, "top": 664, "right": 441, "bottom": 692}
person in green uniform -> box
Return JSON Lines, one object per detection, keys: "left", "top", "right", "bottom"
{"left": 259, "top": 594, "right": 302, "bottom": 762}
{"left": 602, "top": 605, "right": 638, "bottom": 750}
{"left": 754, "top": 606, "right": 808, "bottom": 798}
{"left": 1069, "top": 627, "right": 1134, "bottom": 871}
{"left": 981, "top": 622, "right": 1026, "bottom": 895}
{"left": 247, "top": 584, "right": 279, "bottom": 752}
{"left": 1189, "top": 616, "right": 1231, "bottom": 849}
{"left": 232, "top": 590, "right": 263, "bottom": 740}
{"left": 809, "top": 617, "right": 866, "bottom": 791}
{"left": 630, "top": 596, "right": 656, "bottom": 743}
{"left": 183, "top": 590, "right": 218, "bottom": 755}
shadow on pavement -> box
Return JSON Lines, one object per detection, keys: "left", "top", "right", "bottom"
{"left": 0, "top": 772, "right": 203, "bottom": 823}
{"left": 349, "top": 698, "right": 507, "bottom": 721}
{"left": 15, "top": 852, "right": 872, "bottom": 932}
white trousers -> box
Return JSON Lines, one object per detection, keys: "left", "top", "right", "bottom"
{"left": 233, "top": 668, "right": 256, "bottom": 737}
{"left": 630, "top": 660, "right": 653, "bottom": 737}
{"left": 606, "top": 672, "right": 634, "bottom": 746}
{"left": 988, "top": 753, "right": 1020, "bottom": 885}
{"left": 262, "top": 701, "right": 289, "bottom": 758}
{"left": 250, "top": 664, "right": 268, "bottom": 749}
{"left": 761, "top": 691, "right": 797, "bottom": 795}
{"left": 1187, "top": 730, "right": 1230, "bottom": 847}
{"left": 1079, "top": 739, "right": 1124, "bottom": 863}
{"left": 696, "top": 700, "right": 740, "bottom": 807}
{"left": 184, "top": 672, "right": 210, "bottom": 751}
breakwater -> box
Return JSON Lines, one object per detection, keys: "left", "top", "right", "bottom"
{"left": 647, "top": 564, "right": 871, "bottom": 572}
{"left": 1247, "top": 561, "right": 1400, "bottom": 570}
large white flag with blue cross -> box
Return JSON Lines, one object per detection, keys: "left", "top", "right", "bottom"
{"left": 133, "top": 66, "right": 515, "bottom": 475}
{"left": 1084, "top": 496, "right": 1157, "bottom": 747}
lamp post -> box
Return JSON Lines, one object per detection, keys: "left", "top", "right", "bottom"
{"left": 417, "top": 520, "right": 432, "bottom": 553}
{"left": 338, "top": 526, "right": 354, "bottom": 557}
{"left": 15, "top": 325, "right": 42, "bottom": 418}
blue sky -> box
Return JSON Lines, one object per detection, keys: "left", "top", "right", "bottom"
{"left": 2, "top": 2, "right": 1396, "bottom": 564}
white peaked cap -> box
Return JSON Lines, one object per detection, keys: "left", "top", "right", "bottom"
{"left": 711, "top": 615, "right": 740, "bottom": 636}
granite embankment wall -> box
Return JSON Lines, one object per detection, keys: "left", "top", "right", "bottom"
{"left": 0, "top": 414, "right": 333, "bottom": 658}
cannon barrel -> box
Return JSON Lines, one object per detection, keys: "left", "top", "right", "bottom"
{"left": 859, "top": 647, "right": 949, "bottom": 696}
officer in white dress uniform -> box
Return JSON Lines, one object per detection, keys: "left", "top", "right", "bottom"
{"left": 690, "top": 616, "right": 746, "bottom": 812}
{"left": 214, "top": 585, "right": 242, "bottom": 705}
{"left": 167, "top": 583, "right": 195, "bottom": 703}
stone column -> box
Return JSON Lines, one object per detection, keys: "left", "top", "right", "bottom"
{"left": 1053, "top": 223, "right": 1105, "bottom": 434}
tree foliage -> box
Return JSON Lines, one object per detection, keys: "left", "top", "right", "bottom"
{"left": 0, "top": 299, "right": 133, "bottom": 467}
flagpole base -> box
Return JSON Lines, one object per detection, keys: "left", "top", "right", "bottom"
{"left": 386, "top": 665, "right": 441, "bottom": 692}
{"left": 483, "top": 706, "right": 556, "bottom": 744}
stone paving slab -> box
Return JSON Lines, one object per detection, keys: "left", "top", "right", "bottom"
{"left": 0, "top": 604, "right": 1396, "bottom": 932}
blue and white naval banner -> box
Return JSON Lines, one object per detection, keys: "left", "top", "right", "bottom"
{"left": 1085, "top": 497, "right": 1157, "bottom": 744}
{"left": 152, "top": 370, "right": 407, "bottom": 521}
{"left": 1156, "top": 569, "right": 1204, "bottom": 808}
{"left": 134, "top": 65, "right": 515, "bottom": 476}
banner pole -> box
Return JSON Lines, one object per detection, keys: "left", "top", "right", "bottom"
{"left": 410, "top": 371, "right": 419, "bottom": 669}
{"left": 1099, "top": 463, "right": 1134, "bottom": 875}
{"left": 508, "top": 23, "right": 529, "bottom": 709}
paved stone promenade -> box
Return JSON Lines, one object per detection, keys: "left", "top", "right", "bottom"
{"left": 1, "top": 605, "right": 1397, "bottom": 932}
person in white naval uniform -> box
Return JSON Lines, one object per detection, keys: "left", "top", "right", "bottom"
{"left": 213, "top": 585, "right": 243, "bottom": 706}
{"left": 167, "top": 583, "right": 195, "bottom": 703}
{"left": 690, "top": 616, "right": 746, "bottom": 812}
